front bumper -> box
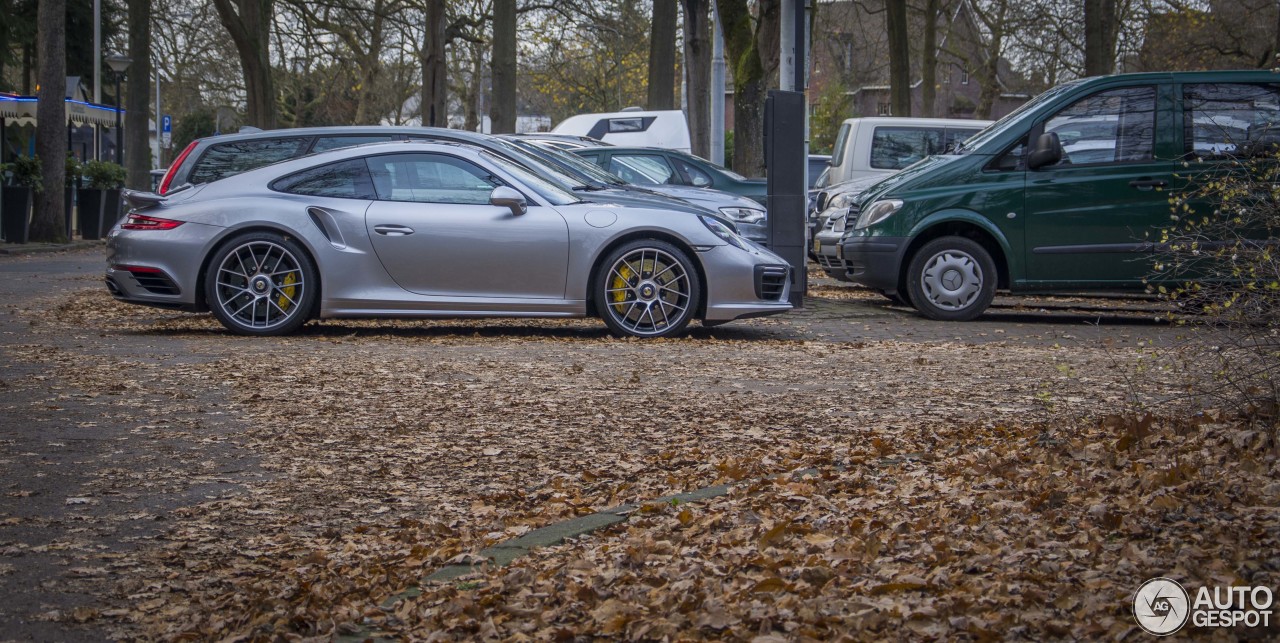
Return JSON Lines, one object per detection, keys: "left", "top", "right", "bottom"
{"left": 838, "top": 235, "right": 909, "bottom": 293}
{"left": 699, "top": 243, "right": 793, "bottom": 322}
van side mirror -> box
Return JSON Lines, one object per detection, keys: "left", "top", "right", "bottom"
{"left": 490, "top": 186, "right": 527, "bottom": 216}
{"left": 1027, "top": 132, "right": 1063, "bottom": 170}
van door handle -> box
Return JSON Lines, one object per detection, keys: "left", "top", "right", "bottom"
{"left": 373, "top": 224, "right": 414, "bottom": 236}
{"left": 1128, "top": 178, "right": 1168, "bottom": 191}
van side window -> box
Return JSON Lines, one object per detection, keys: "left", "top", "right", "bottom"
{"left": 870, "top": 127, "right": 945, "bottom": 170}
{"left": 1042, "top": 86, "right": 1156, "bottom": 166}
{"left": 1183, "top": 83, "right": 1280, "bottom": 160}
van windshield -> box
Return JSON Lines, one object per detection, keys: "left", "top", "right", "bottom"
{"left": 955, "top": 80, "right": 1086, "bottom": 154}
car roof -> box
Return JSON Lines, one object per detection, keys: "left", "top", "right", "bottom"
{"left": 190, "top": 125, "right": 494, "bottom": 146}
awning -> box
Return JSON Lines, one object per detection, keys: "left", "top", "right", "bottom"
{"left": 0, "top": 95, "right": 123, "bottom": 127}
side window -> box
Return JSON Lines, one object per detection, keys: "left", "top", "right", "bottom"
{"left": 608, "top": 118, "right": 646, "bottom": 133}
{"left": 364, "top": 153, "right": 501, "bottom": 205}
{"left": 1183, "top": 83, "right": 1280, "bottom": 160}
{"left": 670, "top": 156, "right": 713, "bottom": 187}
{"left": 831, "top": 123, "right": 852, "bottom": 163}
{"left": 611, "top": 154, "right": 677, "bottom": 184}
{"left": 271, "top": 159, "right": 376, "bottom": 199}
{"left": 1043, "top": 86, "right": 1156, "bottom": 166}
{"left": 312, "top": 135, "right": 397, "bottom": 153}
{"left": 189, "top": 137, "right": 311, "bottom": 184}
{"left": 870, "top": 127, "right": 944, "bottom": 170}
{"left": 988, "top": 138, "right": 1026, "bottom": 172}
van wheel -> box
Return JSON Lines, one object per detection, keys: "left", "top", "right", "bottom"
{"left": 905, "top": 236, "right": 996, "bottom": 321}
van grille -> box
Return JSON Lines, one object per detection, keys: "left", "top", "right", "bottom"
{"left": 754, "top": 265, "right": 789, "bottom": 301}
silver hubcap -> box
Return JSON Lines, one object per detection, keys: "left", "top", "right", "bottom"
{"left": 214, "top": 241, "right": 306, "bottom": 330}
{"left": 920, "top": 249, "right": 983, "bottom": 311}
{"left": 605, "top": 248, "right": 691, "bottom": 336}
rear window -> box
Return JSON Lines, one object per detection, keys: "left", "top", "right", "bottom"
{"left": 189, "top": 137, "right": 311, "bottom": 184}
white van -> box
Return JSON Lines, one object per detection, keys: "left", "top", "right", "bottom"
{"left": 826, "top": 117, "right": 992, "bottom": 184}
{"left": 552, "top": 108, "right": 691, "bottom": 153}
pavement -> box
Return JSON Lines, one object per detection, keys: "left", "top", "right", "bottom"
{"left": 0, "top": 247, "right": 1181, "bottom": 640}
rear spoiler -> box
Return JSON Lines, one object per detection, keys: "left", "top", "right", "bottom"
{"left": 121, "top": 189, "right": 166, "bottom": 210}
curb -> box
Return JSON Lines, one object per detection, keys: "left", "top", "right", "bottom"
{"left": 0, "top": 240, "right": 103, "bottom": 256}
{"left": 337, "top": 469, "right": 825, "bottom": 641}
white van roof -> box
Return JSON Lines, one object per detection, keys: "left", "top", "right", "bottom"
{"left": 553, "top": 109, "right": 691, "bottom": 153}
{"left": 841, "top": 116, "right": 993, "bottom": 129}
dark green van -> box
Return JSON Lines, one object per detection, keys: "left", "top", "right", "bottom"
{"left": 837, "top": 70, "right": 1280, "bottom": 320}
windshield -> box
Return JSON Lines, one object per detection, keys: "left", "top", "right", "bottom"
{"left": 954, "top": 79, "right": 1086, "bottom": 154}
{"left": 487, "top": 138, "right": 592, "bottom": 190}
{"left": 692, "top": 154, "right": 748, "bottom": 181}
{"left": 481, "top": 150, "right": 581, "bottom": 206}
{"left": 510, "top": 139, "right": 628, "bottom": 186}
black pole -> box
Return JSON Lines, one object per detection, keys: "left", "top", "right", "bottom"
{"left": 113, "top": 73, "right": 122, "bottom": 164}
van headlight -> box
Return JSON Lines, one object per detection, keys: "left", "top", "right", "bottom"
{"left": 719, "top": 206, "right": 766, "bottom": 224}
{"left": 855, "top": 199, "right": 903, "bottom": 229}
{"left": 700, "top": 214, "right": 751, "bottom": 251}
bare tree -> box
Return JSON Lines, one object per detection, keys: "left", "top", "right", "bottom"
{"left": 31, "top": 0, "right": 65, "bottom": 242}
{"left": 421, "top": 0, "right": 447, "bottom": 126}
{"left": 126, "top": 0, "right": 152, "bottom": 189}
{"left": 886, "top": 0, "right": 911, "bottom": 115}
{"left": 490, "top": 0, "right": 516, "bottom": 132}
{"left": 212, "top": 0, "right": 277, "bottom": 128}
{"left": 681, "top": 0, "right": 711, "bottom": 157}
{"left": 1084, "top": 0, "right": 1119, "bottom": 75}
{"left": 720, "top": 0, "right": 779, "bottom": 176}
{"left": 648, "top": 0, "right": 677, "bottom": 109}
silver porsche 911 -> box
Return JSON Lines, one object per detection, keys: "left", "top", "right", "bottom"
{"left": 105, "top": 141, "right": 793, "bottom": 338}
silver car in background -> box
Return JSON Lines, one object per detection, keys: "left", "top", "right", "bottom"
{"left": 106, "top": 142, "right": 793, "bottom": 338}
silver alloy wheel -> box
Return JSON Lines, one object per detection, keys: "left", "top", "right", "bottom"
{"left": 919, "top": 248, "right": 983, "bottom": 312}
{"left": 213, "top": 240, "right": 307, "bottom": 331}
{"left": 604, "top": 247, "right": 692, "bottom": 336}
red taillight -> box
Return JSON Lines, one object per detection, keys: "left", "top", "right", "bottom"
{"left": 121, "top": 213, "right": 184, "bottom": 230}
{"left": 113, "top": 264, "right": 163, "bottom": 274}
{"left": 158, "top": 140, "right": 198, "bottom": 195}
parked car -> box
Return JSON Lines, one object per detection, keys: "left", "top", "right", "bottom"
{"left": 552, "top": 108, "right": 691, "bottom": 152}
{"left": 810, "top": 175, "right": 885, "bottom": 279}
{"left": 573, "top": 147, "right": 768, "bottom": 205}
{"left": 155, "top": 126, "right": 736, "bottom": 224}
{"left": 107, "top": 142, "right": 792, "bottom": 338}
{"left": 504, "top": 136, "right": 770, "bottom": 245}
{"left": 826, "top": 117, "right": 991, "bottom": 186}
{"left": 837, "top": 70, "right": 1279, "bottom": 320}
{"left": 509, "top": 133, "right": 610, "bottom": 151}
{"left": 808, "top": 155, "right": 831, "bottom": 189}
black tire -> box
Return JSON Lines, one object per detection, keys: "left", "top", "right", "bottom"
{"left": 595, "top": 239, "right": 702, "bottom": 338}
{"left": 905, "top": 236, "right": 997, "bottom": 321}
{"left": 204, "top": 231, "right": 318, "bottom": 336}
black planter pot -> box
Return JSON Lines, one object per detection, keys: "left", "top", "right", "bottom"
{"left": 76, "top": 188, "right": 121, "bottom": 240}
{"left": 1, "top": 186, "right": 33, "bottom": 244}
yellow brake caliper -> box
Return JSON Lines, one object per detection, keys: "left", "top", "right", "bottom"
{"left": 276, "top": 272, "right": 298, "bottom": 311}
{"left": 611, "top": 264, "right": 633, "bottom": 313}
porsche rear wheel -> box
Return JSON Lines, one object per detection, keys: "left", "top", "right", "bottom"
{"left": 205, "top": 232, "right": 317, "bottom": 336}
{"left": 596, "top": 240, "right": 701, "bottom": 338}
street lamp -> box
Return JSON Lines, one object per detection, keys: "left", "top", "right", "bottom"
{"left": 106, "top": 52, "right": 132, "bottom": 164}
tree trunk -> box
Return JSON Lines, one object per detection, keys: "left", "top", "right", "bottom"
{"left": 212, "top": 0, "right": 276, "bottom": 129}
{"left": 490, "top": 0, "right": 516, "bottom": 133}
{"left": 921, "top": 0, "right": 938, "bottom": 118}
{"left": 1084, "top": 0, "right": 1118, "bottom": 76}
{"left": 125, "top": 0, "right": 151, "bottom": 190}
{"left": 22, "top": 43, "right": 32, "bottom": 94}
{"left": 681, "top": 0, "right": 711, "bottom": 158}
{"left": 32, "top": 0, "right": 66, "bottom": 243}
{"left": 719, "top": 0, "right": 776, "bottom": 177}
{"left": 976, "top": 27, "right": 1002, "bottom": 119}
{"left": 647, "top": 0, "right": 677, "bottom": 110}
{"left": 886, "top": 0, "right": 911, "bottom": 117}
{"left": 421, "top": 0, "right": 447, "bottom": 127}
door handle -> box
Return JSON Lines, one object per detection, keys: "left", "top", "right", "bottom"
{"left": 373, "top": 224, "right": 414, "bottom": 236}
{"left": 1128, "top": 178, "right": 1168, "bottom": 191}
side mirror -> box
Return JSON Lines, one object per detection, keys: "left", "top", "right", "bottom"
{"left": 1027, "top": 132, "right": 1063, "bottom": 170}
{"left": 490, "top": 186, "right": 527, "bottom": 216}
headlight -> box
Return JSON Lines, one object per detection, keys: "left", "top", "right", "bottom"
{"left": 855, "top": 199, "right": 903, "bottom": 229}
{"left": 700, "top": 214, "right": 751, "bottom": 251}
{"left": 718, "top": 206, "right": 766, "bottom": 224}
{"left": 828, "top": 192, "right": 858, "bottom": 210}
